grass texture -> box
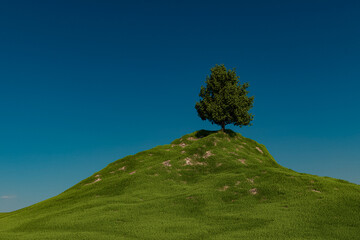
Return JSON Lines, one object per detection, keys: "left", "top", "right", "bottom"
{"left": 0, "top": 130, "right": 359, "bottom": 239}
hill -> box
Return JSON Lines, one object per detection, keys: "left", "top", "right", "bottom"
{"left": 0, "top": 130, "right": 359, "bottom": 239}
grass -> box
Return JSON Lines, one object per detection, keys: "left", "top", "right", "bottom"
{"left": 0, "top": 129, "right": 359, "bottom": 239}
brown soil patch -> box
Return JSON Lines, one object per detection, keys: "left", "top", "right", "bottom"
{"left": 181, "top": 150, "right": 186, "bottom": 154}
{"left": 242, "top": 142, "right": 247, "bottom": 145}
{"left": 148, "top": 153, "right": 153, "bottom": 156}
{"left": 219, "top": 185, "right": 230, "bottom": 191}
{"left": 118, "top": 166, "right": 126, "bottom": 171}
{"left": 162, "top": 160, "right": 171, "bottom": 167}
{"left": 183, "top": 157, "right": 207, "bottom": 166}
{"left": 184, "top": 157, "right": 193, "bottom": 165}
{"left": 196, "top": 161, "right": 207, "bottom": 166}
{"left": 179, "top": 142, "right": 187, "bottom": 148}
{"left": 93, "top": 178, "right": 101, "bottom": 183}
{"left": 238, "top": 159, "right": 247, "bottom": 165}
{"left": 187, "top": 137, "right": 198, "bottom": 141}
{"left": 255, "top": 147, "right": 263, "bottom": 154}
{"left": 95, "top": 174, "right": 100, "bottom": 177}
{"left": 247, "top": 178, "right": 254, "bottom": 184}
{"left": 86, "top": 177, "right": 102, "bottom": 185}
{"left": 203, "top": 151, "right": 214, "bottom": 158}
{"left": 249, "top": 188, "right": 258, "bottom": 195}
{"left": 129, "top": 171, "right": 136, "bottom": 175}
{"left": 311, "top": 189, "right": 321, "bottom": 193}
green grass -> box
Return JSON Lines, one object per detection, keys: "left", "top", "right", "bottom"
{"left": 1, "top": 130, "right": 359, "bottom": 239}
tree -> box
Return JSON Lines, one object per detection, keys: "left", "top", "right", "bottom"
{"left": 195, "top": 64, "right": 254, "bottom": 131}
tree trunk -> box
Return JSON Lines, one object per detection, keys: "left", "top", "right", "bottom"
{"left": 221, "top": 123, "right": 225, "bottom": 132}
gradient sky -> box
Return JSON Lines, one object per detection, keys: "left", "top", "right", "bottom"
{"left": 1, "top": 0, "right": 359, "bottom": 212}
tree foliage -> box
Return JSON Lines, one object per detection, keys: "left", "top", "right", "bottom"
{"left": 195, "top": 64, "right": 254, "bottom": 131}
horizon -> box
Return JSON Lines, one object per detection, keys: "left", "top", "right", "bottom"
{"left": 1, "top": 0, "right": 359, "bottom": 212}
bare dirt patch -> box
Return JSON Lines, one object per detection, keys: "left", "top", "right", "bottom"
{"left": 86, "top": 177, "right": 102, "bottom": 185}
{"left": 184, "top": 157, "right": 193, "bottom": 166}
{"left": 162, "top": 160, "right": 171, "bottom": 167}
{"left": 196, "top": 161, "right": 207, "bottom": 166}
{"left": 129, "top": 171, "right": 136, "bottom": 175}
{"left": 238, "top": 159, "right": 247, "bottom": 165}
{"left": 179, "top": 142, "right": 187, "bottom": 148}
{"left": 255, "top": 147, "right": 263, "bottom": 154}
{"left": 118, "top": 166, "right": 126, "bottom": 171}
{"left": 181, "top": 150, "right": 186, "bottom": 154}
{"left": 219, "top": 185, "right": 230, "bottom": 191}
{"left": 311, "top": 189, "right": 321, "bottom": 193}
{"left": 247, "top": 178, "right": 254, "bottom": 184}
{"left": 183, "top": 157, "right": 207, "bottom": 166}
{"left": 249, "top": 188, "right": 258, "bottom": 195}
{"left": 203, "top": 151, "right": 214, "bottom": 158}
{"left": 187, "top": 137, "right": 198, "bottom": 141}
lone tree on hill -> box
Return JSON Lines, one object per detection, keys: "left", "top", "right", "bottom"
{"left": 195, "top": 64, "right": 254, "bottom": 131}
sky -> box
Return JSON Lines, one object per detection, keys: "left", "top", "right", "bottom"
{"left": 0, "top": 0, "right": 359, "bottom": 212}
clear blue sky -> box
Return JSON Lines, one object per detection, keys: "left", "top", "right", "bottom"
{"left": 1, "top": 0, "right": 359, "bottom": 212}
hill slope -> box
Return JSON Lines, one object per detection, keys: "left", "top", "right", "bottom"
{"left": 0, "top": 130, "right": 359, "bottom": 240}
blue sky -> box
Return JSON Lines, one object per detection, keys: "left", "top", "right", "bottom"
{"left": 1, "top": 0, "right": 359, "bottom": 212}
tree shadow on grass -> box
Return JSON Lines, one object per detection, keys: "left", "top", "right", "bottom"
{"left": 195, "top": 129, "right": 237, "bottom": 138}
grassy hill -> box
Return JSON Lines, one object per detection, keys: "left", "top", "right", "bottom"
{"left": 1, "top": 130, "right": 359, "bottom": 240}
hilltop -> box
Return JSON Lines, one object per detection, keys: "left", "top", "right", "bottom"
{"left": 0, "top": 130, "right": 359, "bottom": 240}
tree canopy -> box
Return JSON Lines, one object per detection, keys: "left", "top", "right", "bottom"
{"left": 195, "top": 64, "right": 254, "bottom": 131}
